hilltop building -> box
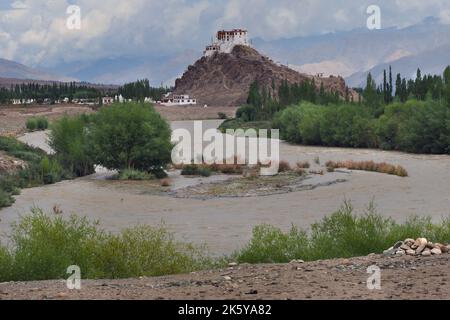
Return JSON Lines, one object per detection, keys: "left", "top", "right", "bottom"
{"left": 204, "top": 29, "right": 250, "bottom": 57}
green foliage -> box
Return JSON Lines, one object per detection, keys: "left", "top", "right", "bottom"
{"left": 0, "top": 189, "right": 15, "bottom": 208}
{"left": 36, "top": 117, "right": 49, "bottom": 130}
{"left": 219, "top": 118, "right": 272, "bottom": 135}
{"left": 218, "top": 112, "right": 228, "bottom": 120}
{"left": 26, "top": 118, "right": 37, "bottom": 131}
{"left": 0, "top": 81, "right": 108, "bottom": 103}
{"left": 0, "top": 209, "right": 214, "bottom": 281}
{"left": 274, "top": 99, "right": 449, "bottom": 154}
{"left": 376, "top": 100, "right": 449, "bottom": 153}
{"left": 0, "top": 136, "right": 64, "bottom": 208}
{"left": 49, "top": 115, "right": 95, "bottom": 177}
{"left": 39, "top": 156, "right": 63, "bottom": 184}
{"left": 88, "top": 103, "right": 172, "bottom": 175}
{"left": 181, "top": 164, "right": 212, "bottom": 177}
{"left": 236, "top": 104, "right": 258, "bottom": 122}
{"left": 118, "top": 79, "right": 171, "bottom": 101}
{"left": 236, "top": 203, "right": 450, "bottom": 263}
{"left": 117, "top": 169, "right": 155, "bottom": 181}
{"left": 23, "top": 116, "right": 48, "bottom": 132}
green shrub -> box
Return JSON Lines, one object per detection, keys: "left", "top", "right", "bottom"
{"left": 0, "top": 209, "right": 215, "bottom": 281}
{"left": 26, "top": 118, "right": 37, "bottom": 131}
{"left": 26, "top": 117, "right": 49, "bottom": 131}
{"left": 236, "top": 202, "right": 450, "bottom": 263}
{"left": 117, "top": 169, "right": 154, "bottom": 181}
{"left": 49, "top": 116, "right": 95, "bottom": 177}
{"left": 0, "top": 246, "right": 13, "bottom": 282}
{"left": 0, "top": 136, "right": 64, "bottom": 208}
{"left": 0, "top": 189, "right": 15, "bottom": 207}
{"left": 40, "top": 156, "right": 63, "bottom": 184}
{"left": 218, "top": 112, "right": 228, "bottom": 120}
{"left": 236, "top": 104, "right": 257, "bottom": 122}
{"left": 181, "top": 164, "right": 211, "bottom": 177}
{"left": 36, "top": 117, "right": 49, "bottom": 130}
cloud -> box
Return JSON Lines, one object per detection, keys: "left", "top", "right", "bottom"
{"left": 10, "top": 1, "right": 28, "bottom": 10}
{"left": 0, "top": 0, "right": 449, "bottom": 70}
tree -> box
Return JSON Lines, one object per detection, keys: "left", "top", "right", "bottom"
{"left": 88, "top": 103, "right": 172, "bottom": 176}
{"left": 363, "top": 73, "right": 381, "bottom": 109}
{"left": 49, "top": 116, "right": 95, "bottom": 177}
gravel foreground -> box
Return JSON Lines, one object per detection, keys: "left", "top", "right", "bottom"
{"left": 0, "top": 254, "right": 448, "bottom": 300}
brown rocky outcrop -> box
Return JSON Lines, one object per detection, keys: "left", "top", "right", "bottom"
{"left": 174, "top": 45, "right": 351, "bottom": 106}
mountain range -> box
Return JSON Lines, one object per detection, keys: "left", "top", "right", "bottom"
{"left": 1, "top": 18, "right": 449, "bottom": 88}
{"left": 0, "top": 58, "right": 75, "bottom": 83}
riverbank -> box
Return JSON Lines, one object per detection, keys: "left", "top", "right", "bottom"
{"left": 1, "top": 254, "right": 448, "bottom": 300}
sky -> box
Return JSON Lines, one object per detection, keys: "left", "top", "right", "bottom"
{"left": 0, "top": 0, "right": 449, "bottom": 68}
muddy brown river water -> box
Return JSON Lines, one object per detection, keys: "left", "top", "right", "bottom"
{"left": 1, "top": 120, "right": 449, "bottom": 255}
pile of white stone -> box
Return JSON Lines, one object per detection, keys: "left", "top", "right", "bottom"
{"left": 384, "top": 238, "right": 450, "bottom": 257}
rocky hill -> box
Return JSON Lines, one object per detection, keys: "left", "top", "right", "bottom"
{"left": 174, "top": 45, "right": 349, "bottom": 106}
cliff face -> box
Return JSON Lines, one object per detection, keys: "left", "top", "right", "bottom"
{"left": 174, "top": 45, "right": 349, "bottom": 107}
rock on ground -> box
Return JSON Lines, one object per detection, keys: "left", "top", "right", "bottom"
{"left": 0, "top": 254, "right": 449, "bottom": 300}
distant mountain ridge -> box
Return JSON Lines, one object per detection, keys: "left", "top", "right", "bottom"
{"left": 0, "top": 58, "right": 76, "bottom": 82}
{"left": 252, "top": 19, "right": 450, "bottom": 87}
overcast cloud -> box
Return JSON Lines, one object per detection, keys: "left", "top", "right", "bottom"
{"left": 0, "top": 0, "right": 449, "bottom": 67}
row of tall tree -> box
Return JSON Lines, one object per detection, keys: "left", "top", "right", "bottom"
{"left": 363, "top": 66, "right": 450, "bottom": 108}
{"left": 0, "top": 82, "right": 112, "bottom": 103}
{"left": 245, "top": 79, "right": 342, "bottom": 120}
{"left": 118, "top": 79, "right": 172, "bottom": 102}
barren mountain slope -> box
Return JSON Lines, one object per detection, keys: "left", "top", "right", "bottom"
{"left": 175, "top": 45, "right": 348, "bottom": 106}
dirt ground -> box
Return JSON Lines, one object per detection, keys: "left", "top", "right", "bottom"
{"left": 0, "top": 104, "right": 237, "bottom": 136}
{"left": 0, "top": 104, "right": 95, "bottom": 136}
{"left": 0, "top": 254, "right": 448, "bottom": 300}
{"left": 153, "top": 105, "right": 237, "bottom": 121}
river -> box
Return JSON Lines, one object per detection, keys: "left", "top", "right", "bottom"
{"left": 1, "top": 120, "right": 449, "bottom": 255}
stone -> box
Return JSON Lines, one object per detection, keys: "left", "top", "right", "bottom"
{"left": 404, "top": 239, "right": 415, "bottom": 246}
{"left": 223, "top": 276, "right": 232, "bottom": 281}
{"left": 431, "top": 248, "right": 442, "bottom": 255}
{"left": 441, "top": 245, "right": 449, "bottom": 253}
{"left": 414, "top": 238, "right": 428, "bottom": 247}
{"left": 406, "top": 249, "right": 416, "bottom": 256}
{"left": 400, "top": 244, "right": 411, "bottom": 251}
{"left": 421, "top": 249, "right": 432, "bottom": 257}
{"left": 416, "top": 244, "right": 426, "bottom": 255}
{"left": 228, "top": 262, "right": 238, "bottom": 267}
{"left": 383, "top": 247, "right": 395, "bottom": 256}
{"left": 395, "top": 250, "right": 405, "bottom": 257}
{"left": 290, "top": 259, "right": 305, "bottom": 264}
{"left": 426, "top": 242, "right": 434, "bottom": 249}
{"left": 393, "top": 241, "right": 404, "bottom": 249}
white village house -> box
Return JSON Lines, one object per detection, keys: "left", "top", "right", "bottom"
{"left": 160, "top": 92, "right": 197, "bottom": 106}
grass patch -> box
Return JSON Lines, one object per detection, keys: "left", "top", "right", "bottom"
{"left": 26, "top": 117, "right": 48, "bottom": 132}
{"left": 117, "top": 169, "right": 155, "bottom": 181}
{"left": 235, "top": 202, "right": 450, "bottom": 263}
{"left": 325, "top": 160, "right": 408, "bottom": 177}
{"left": 218, "top": 119, "right": 273, "bottom": 136}
{"left": 181, "top": 164, "right": 212, "bottom": 177}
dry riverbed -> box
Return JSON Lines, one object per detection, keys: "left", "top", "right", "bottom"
{"left": 1, "top": 254, "right": 448, "bottom": 300}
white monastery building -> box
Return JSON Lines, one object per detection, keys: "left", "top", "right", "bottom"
{"left": 204, "top": 29, "right": 250, "bottom": 57}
